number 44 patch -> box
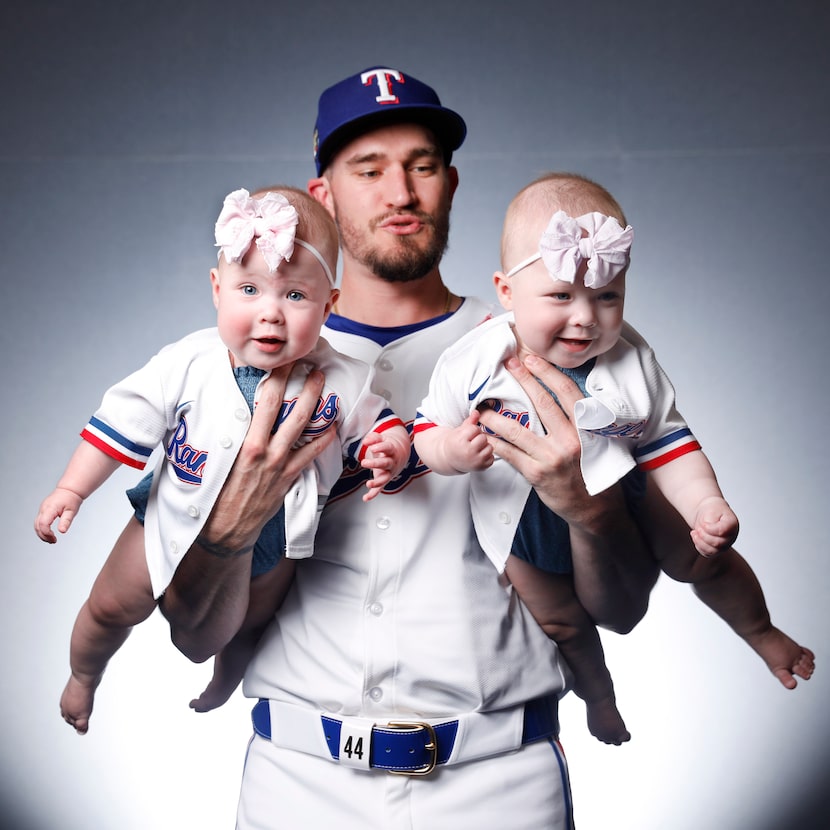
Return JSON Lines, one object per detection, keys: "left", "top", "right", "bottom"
{"left": 338, "top": 721, "right": 373, "bottom": 770}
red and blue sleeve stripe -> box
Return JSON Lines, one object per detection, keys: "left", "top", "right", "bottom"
{"left": 372, "top": 408, "right": 406, "bottom": 435}
{"left": 411, "top": 411, "right": 437, "bottom": 435}
{"left": 355, "top": 408, "right": 407, "bottom": 462}
{"left": 634, "top": 428, "right": 701, "bottom": 471}
{"left": 80, "top": 416, "right": 154, "bottom": 470}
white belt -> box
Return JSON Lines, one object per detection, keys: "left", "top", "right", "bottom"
{"left": 251, "top": 696, "right": 559, "bottom": 775}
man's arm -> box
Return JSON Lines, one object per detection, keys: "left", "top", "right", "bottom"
{"left": 477, "top": 354, "right": 658, "bottom": 633}
{"left": 159, "top": 366, "right": 336, "bottom": 662}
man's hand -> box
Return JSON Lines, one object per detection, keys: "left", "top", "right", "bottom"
{"left": 478, "top": 353, "right": 657, "bottom": 633}
{"left": 477, "top": 355, "right": 597, "bottom": 530}
{"left": 198, "top": 365, "right": 336, "bottom": 555}
{"left": 160, "top": 364, "right": 336, "bottom": 661}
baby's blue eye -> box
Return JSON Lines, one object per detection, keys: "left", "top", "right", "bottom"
{"left": 287, "top": 290, "right": 305, "bottom": 302}
{"left": 241, "top": 285, "right": 258, "bottom": 296}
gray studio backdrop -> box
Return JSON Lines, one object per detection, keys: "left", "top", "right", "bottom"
{"left": 2, "top": 1, "right": 828, "bottom": 828}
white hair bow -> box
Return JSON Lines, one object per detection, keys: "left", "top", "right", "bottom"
{"left": 215, "top": 189, "right": 299, "bottom": 274}
{"left": 507, "top": 210, "right": 634, "bottom": 288}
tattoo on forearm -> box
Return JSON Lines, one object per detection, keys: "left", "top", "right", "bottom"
{"left": 195, "top": 534, "right": 253, "bottom": 560}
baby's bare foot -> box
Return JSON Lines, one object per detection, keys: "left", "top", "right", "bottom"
{"left": 189, "top": 675, "right": 239, "bottom": 713}
{"left": 60, "top": 674, "right": 99, "bottom": 735}
{"left": 586, "top": 698, "right": 631, "bottom": 745}
{"left": 746, "top": 627, "right": 815, "bottom": 689}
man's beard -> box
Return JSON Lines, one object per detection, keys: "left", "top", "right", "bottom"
{"left": 335, "top": 209, "right": 450, "bottom": 284}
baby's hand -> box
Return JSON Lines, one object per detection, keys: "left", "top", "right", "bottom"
{"left": 360, "top": 428, "right": 410, "bottom": 502}
{"left": 446, "top": 410, "right": 495, "bottom": 473}
{"left": 34, "top": 488, "right": 84, "bottom": 543}
{"left": 690, "top": 496, "right": 739, "bottom": 557}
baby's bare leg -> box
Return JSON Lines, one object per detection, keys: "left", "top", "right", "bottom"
{"left": 639, "top": 487, "right": 815, "bottom": 689}
{"left": 189, "top": 630, "right": 260, "bottom": 713}
{"left": 686, "top": 550, "right": 814, "bottom": 688}
{"left": 61, "top": 517, "right": 156, "bottom": 734}
{"left": 190, "top": 559, "right": 296, "bottom": 713}
{"left": 505, "top": 556, "right": 630, "bottom": 745}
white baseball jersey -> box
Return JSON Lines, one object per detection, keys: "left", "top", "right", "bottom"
{"left": 243, "top": 297, "right": 569, "bottom": 713}
{"left": 414, "top": 313, "right": 699, "bottom": 572}
{"left": 238, "top": 298, "right": 578, "bottom": 830}
{"left": 82, "top": 327, "right": 401, "bottom": 597}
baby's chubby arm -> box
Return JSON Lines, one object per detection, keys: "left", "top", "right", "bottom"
{"left": 413, "top": 410, "right": 495, "bottom": 476}
{"left": 649, "top": 450, "right": 739, "bottom": 557}
{"left": 35, "top": 441, "right": 121, "bottom": 543}
{"left": 360, "top": 424, "right": 411, "bottom": 501}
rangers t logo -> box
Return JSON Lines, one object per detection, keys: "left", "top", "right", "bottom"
{"left": 361, "top": 68, "right": 405, "bottom": 104}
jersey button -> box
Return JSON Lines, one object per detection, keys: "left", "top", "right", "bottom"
{"left": 498, "top": 511, "right": 511, "bottom": 524}
{"left": 368, "top": 687, "right": 383, "bottom": 702}
{"left": 234, "top": 408, "right": 248, "bottom": 421}
{"left": 378, "top": 359, "right": 393, "bottom": 372}
{"left": 368, "top": 602, "right": 384, "bottom": 616}
{"left": 220, "top": 436, "right": 233, "bottom": 448}
{"left": 376, "top": 516, "right": 391, "bottom": 530}
{"left": 187, "top": 505, "right": 200, "bottom": 518}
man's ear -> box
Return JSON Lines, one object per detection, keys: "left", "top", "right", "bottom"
{"left": 308, "top": 176, "right": 334, "bottom": 218}
{"left": 493, "top": 271, "right": 513, "bottom": 311}
{"left": 447, "top": 165, "right": 459, "bottom": 203}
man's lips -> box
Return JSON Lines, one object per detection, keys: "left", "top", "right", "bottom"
{"left": 377, "top": 215, "right": 425, "bottom": 235}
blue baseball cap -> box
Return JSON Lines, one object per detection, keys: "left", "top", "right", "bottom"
{"left": 312, "top": 67, "right": 467, "bottom": 175}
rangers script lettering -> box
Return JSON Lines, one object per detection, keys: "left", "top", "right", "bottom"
{"left": 277, "top": 391, "right": 340, "bottom": 439}
{"left": 166, "top": 416, "right": 208, "bottom": 484}
{"left": 165, "top": 392, "right": 342, "bottom": 487}
{"left": 480, "top": 398, "right": 531, "bottom": 431}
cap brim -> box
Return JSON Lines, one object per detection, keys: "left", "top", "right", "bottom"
{"left": 317, "top": 105, "right": 466, "bottom": 173}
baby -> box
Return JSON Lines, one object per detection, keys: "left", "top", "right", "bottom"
{"left": 36, "top": 186, "right": 410, "bottom": 733}
{"left": 414, "top": 172, "right": 814, "bottom": 744}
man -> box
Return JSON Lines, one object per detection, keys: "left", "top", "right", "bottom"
{"left": 161, "top": 67, "right": 657, "bottom": 828}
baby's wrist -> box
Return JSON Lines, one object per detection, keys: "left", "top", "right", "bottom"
{"left": 53, "top": 485, "right": 85, "bottom": 506}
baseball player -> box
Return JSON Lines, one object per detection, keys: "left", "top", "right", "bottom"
{"left": 414, "top": 172, "right": 814, "bottom": 744}
{"left": 35, "top": 185, "right": 410, "bottom": 734}
{"left": 159, "top": 68, "right": 662, "bottom": 829}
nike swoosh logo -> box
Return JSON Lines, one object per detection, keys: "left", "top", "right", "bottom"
{"left": 468, "top": 376, "right": 491, "bottom": 401}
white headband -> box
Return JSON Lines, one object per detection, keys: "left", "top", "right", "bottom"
{"left": 214, "top": 188, "right": 335, "bottom": 284}
{"left": 506, "top": 210, "right": 633, "bottom": 289}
